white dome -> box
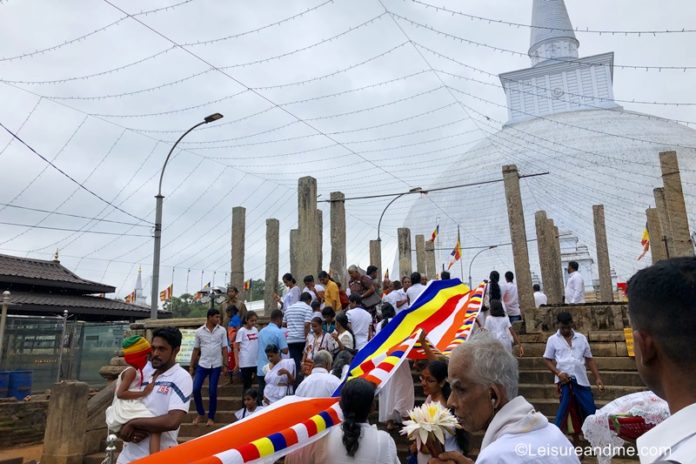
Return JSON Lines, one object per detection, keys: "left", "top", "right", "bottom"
{"left": 398, "top": 108, "right": 696, "bottom": 284}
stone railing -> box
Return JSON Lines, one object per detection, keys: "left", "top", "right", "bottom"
{"left": 0, "top": 397, "right": 49, "bottom": 448}
{"left": 535, "top": 302, "right": 628, "bottom": 332}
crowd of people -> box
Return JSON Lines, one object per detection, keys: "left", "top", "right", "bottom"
{"left": 111, "top": 258, "right": 696, "bottom": 464}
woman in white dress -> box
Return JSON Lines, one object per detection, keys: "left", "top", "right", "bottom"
{"left": 285, "top": 378, "right": 400, "bottom": 464}
{"left": 376, "top": 304, "right": 415, "bottom": 432}
{"left": 262, "top": 344, "right": 295, "bottom": 405}
{"left": 483, "top": 299, "right": 523, "bottom": 357}
{"left": 331, "top": 312, "right": 355, "bottom": 354}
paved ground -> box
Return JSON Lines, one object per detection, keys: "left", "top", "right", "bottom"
{"left": 0, "top": 443, "right": 42, "bottom": 463}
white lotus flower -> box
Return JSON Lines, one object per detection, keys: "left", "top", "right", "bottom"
{"left": 400, "top": 402, "right": 460, "bottom": 450}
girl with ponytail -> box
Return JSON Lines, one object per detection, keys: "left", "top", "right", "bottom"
{"left": 285, "top": 378, "right": 399, "bottom": 463}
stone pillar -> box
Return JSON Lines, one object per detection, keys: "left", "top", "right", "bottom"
{"left": 646, "top": 207, "right": 668, "bottom": 263}
{"left": 265, "top": 219, "right": 279, "bottom": 314}
{"left": 659, "top": 151, "right": 694, "bottom": 257}
{"left": 41, "top": 381, "right": 90, "bottom": 464}
{"left": 415, "top": 234, "right": 426, "bottom": 275}
{"left": 535, "top": 210, "right": 559, "bottom": 304}
{"left": 330, "top": 192, "right": 347, "bottom": 285}
{"left": 369, "top": 240, "right": 382, "bottom": 285}
{"left": 231, "top": 206, "right": 246, "bottom": 297}
{"left": 425, "top": 240, "right": 436, "bottom": 280}
{"left": 502, "top": 165, "right": 536, "bottom": 332}
{"left": 592, "top": 205, "right": 613, "bottom": 302}
{"left": 290, "top": 229, "right": 299, "bottom": 279}
{"left": 297, "top": 177, "right": 319, "bottom": 288}
{"left": 398, "top": 228, "right": 412, "bottom": 277}
{"left": 550, "top": 221, "right": 564, "bottom": 303}
{"left": 654, "top": 187, "right": 674, "bottom": 257}
{"left": 316, "top": 209, "right": 323, "bottom": 274}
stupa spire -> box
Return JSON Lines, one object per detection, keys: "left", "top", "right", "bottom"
{"left": 528, "top": 0, "right": 579, "bottom": 66}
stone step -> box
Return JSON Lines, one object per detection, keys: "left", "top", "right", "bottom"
{"left": 519, "top": 370, "right": 644, "bottom": 387}
{"left": 519, "top": 383, "right": 646, "bottom": 401}
{"left": 179, "top": 422, "right": 229, "bottom": 437}
{"left": 191, "top": 397, "right": 244, "bottom": 411}
{"left": 517, "top": 356, "right": 636, "bottom": 371}
{"left": 83, "top": 452, "right": 106, "bottom": 464}
{"left": 186, "top": 410, "right": 238, "bottom": 423}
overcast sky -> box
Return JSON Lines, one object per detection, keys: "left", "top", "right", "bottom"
{"left": 1, "top": 0, "right": 695, "bottom": 301}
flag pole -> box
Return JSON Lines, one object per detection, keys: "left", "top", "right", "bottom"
{"left": 458, "top": 225, "right": 465, "bottom": 282}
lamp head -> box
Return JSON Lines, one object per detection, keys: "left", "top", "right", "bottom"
{"left": 409, "top": 187, "right": 423, "bottom": 193}
{"left": 204, "top": 113, "right": 224, "bottom": 123}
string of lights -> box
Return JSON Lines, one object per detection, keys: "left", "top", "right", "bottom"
{"left": 0, "top": 202, "right": 152, "bottom": 227}
{"left": 0, "top": 96, "right": 43, "bottom": 158}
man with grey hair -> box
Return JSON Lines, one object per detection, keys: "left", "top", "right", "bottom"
{"left": 294, "top": 350, "right": 341, "bottom": 398}
{"left": 431, "top": 332, "right": 579, "bottom": 464}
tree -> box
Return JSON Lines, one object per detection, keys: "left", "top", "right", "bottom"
{"left": 165, "top": 293, "right": 205, "bottom": 318}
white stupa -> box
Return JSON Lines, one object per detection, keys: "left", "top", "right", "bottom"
{"left": 134, "top": 266, "right": 147, "bottom": 306}
{"left": 399, "top": 0, "right": 696, "bottom": 285}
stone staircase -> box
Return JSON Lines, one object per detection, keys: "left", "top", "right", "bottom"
{"left": 84, "top": 329, "right": 644, "bottom": 463}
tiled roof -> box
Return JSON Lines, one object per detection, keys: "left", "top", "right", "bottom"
{"left": 0, "top": 253, "right": 114, "bottom": 293}
{"left": 7, "top": 291, "right": 169, "bottom": 320}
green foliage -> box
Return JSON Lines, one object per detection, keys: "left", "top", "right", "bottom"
{"left": 165, "top": 292, "right": 208, "bottom": 318}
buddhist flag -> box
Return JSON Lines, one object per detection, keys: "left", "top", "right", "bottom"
{"left": 159, "top": 284, "right": 173, "bottom": 302}
{"left": 447, "top": 231, "right": 462, "bottom": 270}
{"left": 193, "top": 282, "right": 211, "bottom": 301}
{"left": 124, "top": 290, "right": 136, "bottom": 304}
{"left": 637, "top": 224, "right": 650, "bottom": 260}
{"left": 430, "top": 224, "right": 439, "bottom": 242}
{"left": 243, "top": 279, "right": 252, "bottom": 292}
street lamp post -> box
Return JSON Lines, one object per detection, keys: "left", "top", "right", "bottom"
{"left": 468, "top": 245, "right": 498, "bottom": 290}
{"left": 376, "top": 187, "right": 424, "bottom": 241}
{"left": 150, "top": 113, "right": 224, "bottom": 319}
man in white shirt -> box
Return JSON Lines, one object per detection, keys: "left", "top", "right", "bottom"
{"left": 627, "top": 258, "right": 696, "bottom": 464}
{"left": 502, "top": 271, "right": 522, "bottom": 323}
{"left": 346, "top": 294, "right": 372, "bottom": 350}
{"left": 564, "top": 261, "right": 585, "bottom": 304}
{"left": 295, "top": 350, "right": 341, "bottom": 398}
{"left": 382, "top": 280, "right": 408, "bottom": 314}
{"left": 543, "top": 312, "right": 603, "bottom": 443}
{"left": 117, "top": 327, "right": 192, "bottom": 463}
{"left": 533, "top": 284, "right": 548, "bottom": 308}
{"left": 406, "top": 272, "right": 426, "bottom": 306}
{"left": 283, "top": 292, "right": 313, "bottom": 383}
{"left": 190, "top": 308, "right": 228, "bottom": 426}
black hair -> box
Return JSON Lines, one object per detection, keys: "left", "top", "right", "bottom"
{"left": 627, "top": 257, "right": 696, "bottom": 366}
{"left": 426, "top": 360, "right": 451, "bottom": 399}
{"left": 244, "top": 388, "right": 259, "bottom": 400}
{"left": 488, "top": 271, "right": 502, "bottom": 300}
{"left": 207, "top": 308, "right": 220, "bottom": 318}
{"left": 332, "top": 350, "right": 353, "bottom": 378}
{"left": 557, "top": 311, "right": 573, "bottom": 325}
{"left": 227, "top": 286, "right": 239, "bottom": 293}
{"left": 533, "top": 284, "right": 541, "bottom": 292}
{"left": 311, "top": 316, "right": 323, "bottom": 326}
{"left": 505, "top": 271, "right": 514, "bottom": 282}
{"left": 318, "top": 270, "right": 329, "bottom": 279}
{"left": 265, "top": 343, "right": 280, "bottom": 354}
{"left": 568, "top": 261, "right": 579, "bottom": 272}
{"left": 300, "top": 292, "right": 313, "bottom": 303}
{"left": 380, "top": 303, "right": 396, "bottom": 330}
{"left": 303, "top": 275, "right": 315, "bottom": 284}
{"left": 335, "top": 313, "right": 356, "bottom": 350}
{"left": 489, "top": 299, "right": 506, "bottom": 318}
{"left": 340, "top": 378, "right": 376, "bottom": 457}
{"left": 243, "top": 310, "right": 258, "bottom": 324}
{"left": 348, "top": 293, "right": 362, "bottom": 305}
{"left": 441, "top": 271, "right": 451, "bottom": 280}
{"left": 311, "top": 300, "right": 321, "bottom": 310}
{"left": 411, "top": 272, "right": 422, "bottom": 284}
{"left": 270, "top": 309, "right": 284, "bottom": 321}
{"left": 322, "top": 306, "right": 336, "bottom": 318}
{"left": 226, "top": 304, "right": 239, "bottom": 315}
{"left": 391, "top": 280, "right": 402, "bottom": 290}
{"left": 366, "top": 265, "right": 378, "bottom": 275}
{"left": 152, "top": 327, "right": 182, "bottom": 350}
{"left": 282, "top": 273, "right": 296, "bottom": 284}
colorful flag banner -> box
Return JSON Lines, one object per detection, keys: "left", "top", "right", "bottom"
{"left": 637, "top": 225, "right": 650, "bottom": 260}
{"left": 159, "top": 284, "right": 173, "bottom": 302}
{"left": 447, "top": 231, "right": 462, "bottom": 270}
{"left": 430, "top": 224, "right": 439, "bottom": 242}
{"left": 132, "top": 397, "right": 342, "bottom": 464}
{"left": 243, "top": 279, "right": 252, "bottom": 292}
{"left": 193, "top": 282, "right": 211, "bottom": 301}
{"left": 124, "top": 290, "right": 136, "bottom": 304}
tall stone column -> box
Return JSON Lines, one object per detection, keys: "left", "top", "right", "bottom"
{"left": 535, "top": 210, "right": 558, "bottom": 304}
{"left": 330, "top": 192, "right": 347, "bottom": 285}
{"left": 415, "top": 234, "right": 426, "bottom": 275}
{"left": 369, "top": 240, "right": 382, "bottom": 284}
{"left": 297, "top": 177, "right": 319, "bottom": 287}
{"left": 425, "top": 240, "right": 436, "bottom": 280}
{"left": 231, "top": 206, "right": 246, "bottom": 298}
{"left": 551, "top": 222, "right": 564, "bottom": 301}
{"left": 502, "top": 165, "right": 536, "bottom": 332}
{"left": 398, "top": 228, "right": 412, "bottom": 277}
{"left": 316, "top": 209, "right": 323, "bottom": 274}
{"left": 646, "top": 207, "right": 668, "bottom": 262}
{"left": 290, "top": 229, "right": 299, "bottom": 279}
{"left": 654, "top": 187, "right": 674, "bottom": 257}
{"left": 659, "top": 151, "right": 694, "bottom": 257}
{"left": 592, "top": 205, "right": 613, "bottom": 302}
{"left": 41, "top": 381, "right": 89, "bottom": 464}
{"left": 265, "top": 219, "right": 279, "bottom": 314}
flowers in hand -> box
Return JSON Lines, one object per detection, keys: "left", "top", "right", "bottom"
{"left": 400, "top": 402, "right": 460, "bottom": 449}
